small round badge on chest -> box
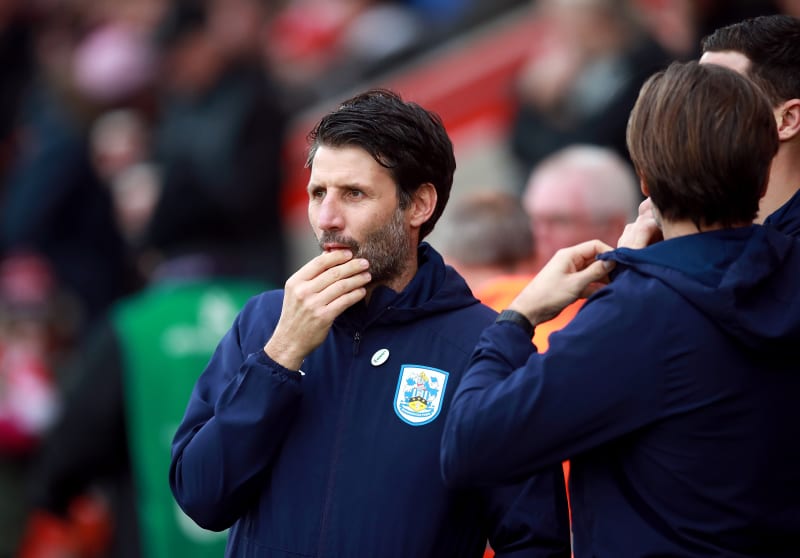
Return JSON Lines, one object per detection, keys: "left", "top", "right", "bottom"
{"left": 371, "top": 348, "right": 390, "bottom": 366}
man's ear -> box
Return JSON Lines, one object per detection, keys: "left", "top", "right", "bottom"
{"left": 408, "top": 183, "right": 437, "bottom": 228}
{"left": 640, "top": 178, "right": 649, "bottom": 197}
{"left": 777, "top": 99, "right": 800, "bottom": 141}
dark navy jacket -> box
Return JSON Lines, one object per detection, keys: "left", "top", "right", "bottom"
{"left": 765, "top": 188, "right": 800, "bottom": 237}
{"left": 170, "top": 244, "right": 570, "bottom": 558}
{"left": 441, "top": 226, "right": 800, "bottom": 557}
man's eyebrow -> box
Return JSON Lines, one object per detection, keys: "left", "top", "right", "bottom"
{"left": 310, "top": 181, "right": 370, "bottom": 189}
{"left": 307, "top": 182, "right": 371, "bottom": 193}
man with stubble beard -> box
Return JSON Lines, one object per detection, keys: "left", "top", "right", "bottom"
{"left": 170, "top": 89, "right": 571, "bottom": 558}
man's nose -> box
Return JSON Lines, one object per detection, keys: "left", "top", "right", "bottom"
{"left": 316, "top": 195, "right": 345, "bottom": 231}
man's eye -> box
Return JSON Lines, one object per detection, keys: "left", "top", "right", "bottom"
{"left": 310, "top": 188, "right": 325, "bottom": 199}
{"left": 347, "top": 190, "right": 364, "bottom": 199}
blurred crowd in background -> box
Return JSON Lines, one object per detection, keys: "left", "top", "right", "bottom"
{"left": 0, "top": 0, "right": 795, "bottom": 556}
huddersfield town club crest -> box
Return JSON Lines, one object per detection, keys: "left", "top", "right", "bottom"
{"left": 394, "top": 365, "right": 449, "bottom": 426}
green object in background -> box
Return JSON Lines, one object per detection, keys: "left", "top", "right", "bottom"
{"left": 114, "top": 280, "right": 264, "bottom": 558}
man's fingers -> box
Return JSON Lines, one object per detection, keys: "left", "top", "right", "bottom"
{"left": 618, "top": 198, "right": 660, "bottom": 249}
{"left": 307, "top": 257, "right": 370, "bottom": 295}
{"left": 299, "top": 272, "right": 370, "bottom": 325}
{"left": 618, "top": 214, "right": 660, "bottom": 249}
{"left": 317, "top": 271, "right": 372, "bottom": 308}
{"left": 292, "top": 250, "right": 357, "bottom": 282}
{"left": 638, "top": 197, "right": 653, "bottom": 217}
{"left": 320, "top": 285, "right": 368, "bottom": 318}
{"left": 565, "top": 239, "right": 615, "bottom": 270}
{"left": 574, "top": 260, "right": 614, "bottom": 298}
{"left": 289, "top": 253, "right": 369, "bottom": 301}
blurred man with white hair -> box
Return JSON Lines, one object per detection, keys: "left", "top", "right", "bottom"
{"left": 522, "top": 144, "right": 640, "bottom": 269}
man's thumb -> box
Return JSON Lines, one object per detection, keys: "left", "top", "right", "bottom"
{"left": 581, "top": 259, "right": 614, "bottom": 283}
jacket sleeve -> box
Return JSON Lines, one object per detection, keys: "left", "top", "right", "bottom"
{"left": 169, "top": 309, "right": 302, "bottom": 531}
{"left": 484, "top": 468, "right": 572, "bottom": 558}
{"left": 441, "top": 287, "right": 666, "bottom": 486}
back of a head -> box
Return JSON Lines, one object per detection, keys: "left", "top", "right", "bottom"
{"left": 701, "top": 14, "right": 800, "bottom": 106}
{"left": 439, "top": 191, "right": 534, "bottom": 271}
{"left": 306, "top": 88, "right": 456, "bottom": 240}
{"left": 627, "top": 61, "right": 779, "bottom": 228}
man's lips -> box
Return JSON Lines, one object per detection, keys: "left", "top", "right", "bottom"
{"left": 323, "top": 243, "right": 351, "bottom": 252}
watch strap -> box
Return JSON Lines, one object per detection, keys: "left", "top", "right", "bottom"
{"left": 495, "top": 309, "right": 534, "bottom": 337}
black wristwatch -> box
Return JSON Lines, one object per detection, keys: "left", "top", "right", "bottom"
{"left": 496, "top": 309, "right": 534, "bottom": 338}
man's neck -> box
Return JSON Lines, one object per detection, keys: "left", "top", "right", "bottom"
{"left": 661, "top": 220, "right": 751, "bottom": 240}
{"left": 757, "top": 145, "right": 800, "bottom": 223}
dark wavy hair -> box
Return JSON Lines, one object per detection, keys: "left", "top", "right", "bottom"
{"left": 702, "top": 15, "right": 800, "bottom": 107}
{"left": 627, "top": 61, "right": 778, "bottom": 229}
{"left": 306, "top": 89, "right": 456, "bottom": 240}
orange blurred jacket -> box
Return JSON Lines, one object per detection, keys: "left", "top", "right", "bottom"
{"left": 475, "top": 274, "right": 579, "bottom": 558}
{"left": 475, "top": 275, "right": 582, "bottom": 352}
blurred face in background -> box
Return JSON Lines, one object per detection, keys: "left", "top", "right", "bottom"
{"left": 524, "top": 166, "right": 620, "bottom": 267}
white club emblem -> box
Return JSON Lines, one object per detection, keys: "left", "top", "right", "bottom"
{"left": 394, "top": 365, "right": 449, "bottom": 426}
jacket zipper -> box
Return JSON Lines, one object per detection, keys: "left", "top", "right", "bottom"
{"left": 318, "top": 328, "right": 360, "bottom": 555}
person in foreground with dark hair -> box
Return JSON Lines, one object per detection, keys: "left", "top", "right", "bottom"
{"left": 700, "top": 14, "right": 800, "bottom": 235}
{"left": 169, "top": 89, "right": 570, "bottom": 558}
{"left": 613, "top": 14, "right": 800, "bottom": 295}
{"left": 441, "top": 61, "right": 800, "bottom": 557}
